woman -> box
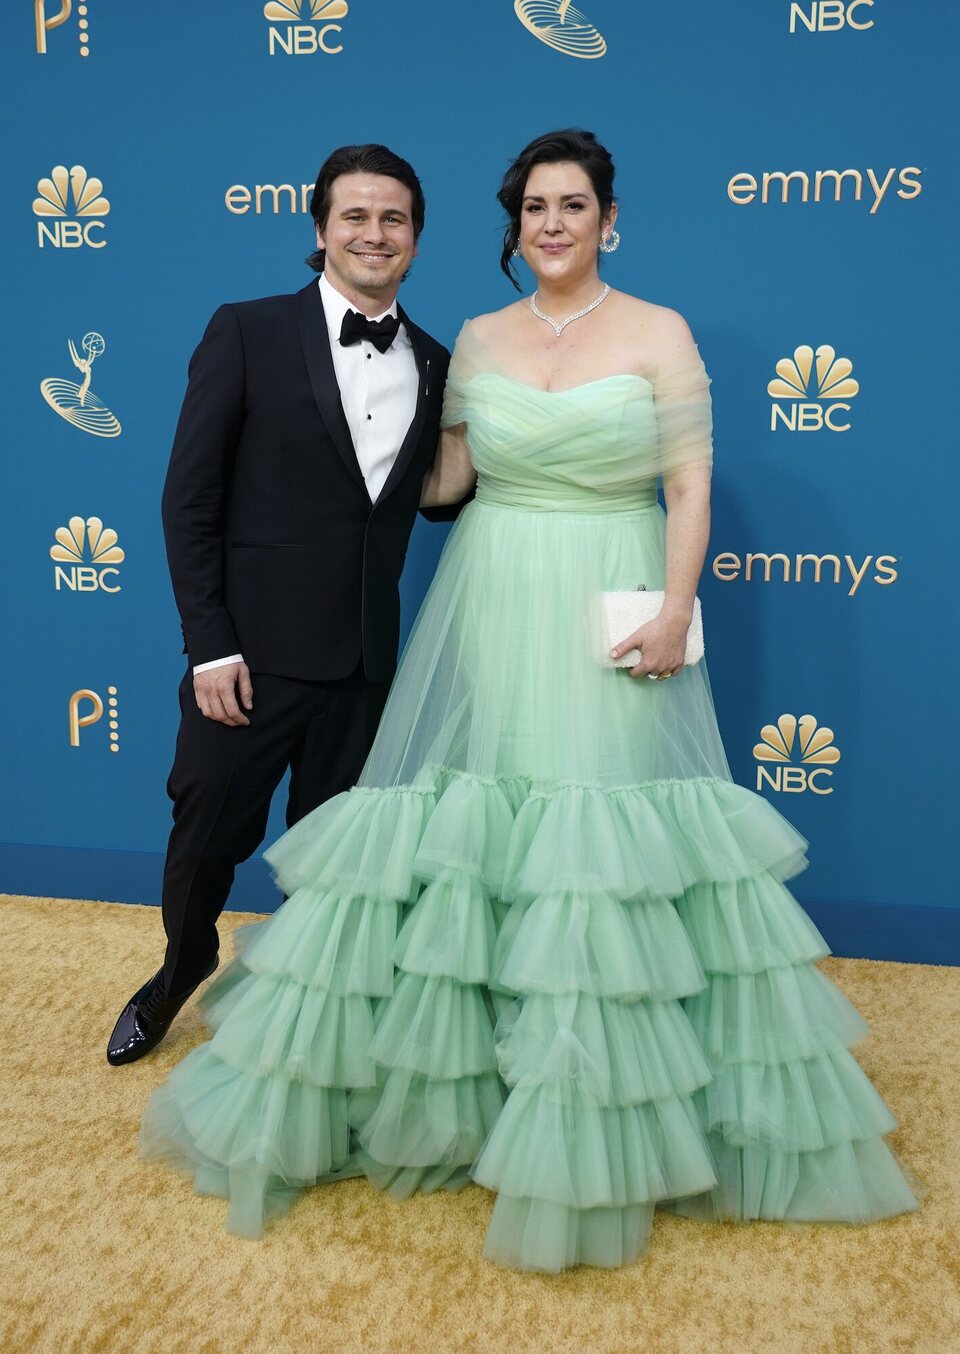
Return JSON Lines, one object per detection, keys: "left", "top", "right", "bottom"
{"left": 139, "top": 130, "right": 920, "bottom": 1272}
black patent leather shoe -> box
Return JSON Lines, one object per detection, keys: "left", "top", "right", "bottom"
{"left": 106, "top": 955, "right": 219, "bottom": 1066}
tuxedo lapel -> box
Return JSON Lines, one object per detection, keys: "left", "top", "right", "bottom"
{"left": 294, "top": 280, "right": 367, "bottom": 492}
{"left": 377, "top": 306, "right": 431, "bottom": 505}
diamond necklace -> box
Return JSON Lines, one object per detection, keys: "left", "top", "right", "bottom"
{"left": 530, "top": 283, "right": 610, "bottom": 337}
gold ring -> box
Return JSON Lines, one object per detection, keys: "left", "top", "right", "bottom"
{"left": 654, "top": 672, "right": 672, "bottom": 680}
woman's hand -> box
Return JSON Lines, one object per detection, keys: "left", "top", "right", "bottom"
{"left": 611, "top": 611, "right": 689, "bottom": 680}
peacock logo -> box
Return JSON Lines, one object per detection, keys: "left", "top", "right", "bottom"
{"left": 263, "top": 0, "right": 348, "bottom": 54}
{"left": 51, "top": 516, "right": 124, "bottom": 592}
{"left": 754, "top": 714, "right": 840, "bottom": 794}
{"left": 768, "top": 344, "right": 859, "bottom": 432}
{"left": 514, "top": 0, "right": 607, "bottom": 58}
{"left": 264, "top": 0, "right": 346, "bottom": 15}
{"left": 33, "top": 165, "right": 110, "bottom": 248}
{"left": 40, "top": 332, "right": 121, "bottom": 437}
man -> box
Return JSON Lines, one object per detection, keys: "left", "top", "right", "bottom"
{"left": 107, "top": 144, "right": 454, "bottom": 1064}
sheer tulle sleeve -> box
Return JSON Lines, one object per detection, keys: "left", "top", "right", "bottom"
{"left": 651, "top": 336, "right": 714, "bottom": 476}
{"left": 440, "top": 321, "right": 486, "bottom": 430}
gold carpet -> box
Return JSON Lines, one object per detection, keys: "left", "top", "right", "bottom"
{"left": 0, "top": 894, "right": 956, "bottom": 1354}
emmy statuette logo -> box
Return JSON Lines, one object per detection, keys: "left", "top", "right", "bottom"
{"left": 51, "top": 516, "right": 124, "bottom": 592}
{"left": 789, "top": 1, "right": 875, "bottom": 31}
{"left": 264, "top": 0, "right": 348, "bottom": 55}
{"left": 35, "top": 0, "right": 91, "bottom": 55}
{"left": 768, "top": 345, "right": 859, "bottom": 432}
{"left": 754, "top": 714, "right": 840, "bottom": 794}
{"left": 514, "top": 0, "right": 607, "bottom": 58}
{"left": 40, "top": 332, "right": 121, "bottom": 437}
{"left": 69, "top": 685, "right": 119, "bottom": 750}
{"left": 34, "top": 165, "right": 109, "bottom": 248}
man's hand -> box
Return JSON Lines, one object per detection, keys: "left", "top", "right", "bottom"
{"left": 193, "top": 661, "right": 254, "bottom": 726}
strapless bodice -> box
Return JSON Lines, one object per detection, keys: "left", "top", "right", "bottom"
{"left": 464, "top": 373, "right": 660, "bottom": 512}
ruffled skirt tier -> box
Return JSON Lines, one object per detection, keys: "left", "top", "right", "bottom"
{"left": 140, "top": 767, "right": 918, "bottom": 1269}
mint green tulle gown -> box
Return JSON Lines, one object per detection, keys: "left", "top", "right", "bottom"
{"left": 138, "top": 320, "right": 919, "bottom": 1271}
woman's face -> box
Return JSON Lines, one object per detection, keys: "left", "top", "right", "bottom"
{"left": 517, "top": 161, "right": 616, "bottom": 288}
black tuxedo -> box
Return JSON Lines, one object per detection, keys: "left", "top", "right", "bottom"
{"left": 158, "top": 278, "right": 452, "bottom": 999}
{"left": 162, "top": 278, "right": 450, "bottom": 683}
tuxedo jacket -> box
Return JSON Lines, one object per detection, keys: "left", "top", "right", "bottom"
{"left": 161, "top": 278, "right": 452, "bottom": 684}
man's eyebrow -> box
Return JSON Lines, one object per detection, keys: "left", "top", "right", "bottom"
{"left": 339, "top": 206, "right": 410, "bottom": 217}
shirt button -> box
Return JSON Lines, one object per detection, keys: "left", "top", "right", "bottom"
{"left": 366, "top": 353, "right": 372, "bottom": 360}
{"left": 367, "top": 413, "right": 372, "bottom": 420}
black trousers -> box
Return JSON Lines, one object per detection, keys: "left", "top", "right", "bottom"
{"left": 160, "top": 663, "right": 389, "bottom": 999}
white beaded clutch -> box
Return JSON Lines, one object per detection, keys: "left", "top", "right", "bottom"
{"left": 592, "top": 587, "right": 704, "bottom": 670}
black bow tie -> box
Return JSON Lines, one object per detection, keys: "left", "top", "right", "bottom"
{"left": 339, "top": 308, "right": 401, "bottom": 354}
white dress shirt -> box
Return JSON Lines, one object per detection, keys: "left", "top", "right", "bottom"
{"left": 194, "top": 272, "right": 419, "bottom": 675}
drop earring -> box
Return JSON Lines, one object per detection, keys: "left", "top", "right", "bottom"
{"left": 599, "top": 230, "right": 621, "bottom": 254}
{"left": 512, "top": 240, "right": 522, "bottom": 257}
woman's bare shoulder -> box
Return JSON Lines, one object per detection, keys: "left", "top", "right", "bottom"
{"left": 612, "top": 292, "right": 694, "bottom": 342}
{"left": 467, "top": 300, "right": 528, "bottom": 344}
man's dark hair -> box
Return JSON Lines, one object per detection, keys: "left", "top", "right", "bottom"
{"left": 306, "top": 143, "right": 426, "bottom": 273}
{"left": 497, "top": 128, "right": 616, "bottom": 290}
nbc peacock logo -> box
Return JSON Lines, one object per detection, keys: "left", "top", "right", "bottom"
{"left": 768, "top": 344, "right": 859, "bottom": 432}
{"left": 514, "top": 0, "right": 607, "bottom": 58}
{"left": 33, "top": 165, "right": 109, "bottom": 248}
{"left": 754, "top": 713, "right": 841, "bottom": 795}
{"left": 51, "top": 516, "right": 124, "bottom": 592}
{"left": 40, "top": 332, "right": 121, "bottom": 437}
{"left": 263, "top": 0, "right": 348, "bottom": 55}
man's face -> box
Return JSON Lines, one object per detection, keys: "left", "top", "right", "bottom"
{"left": 316, "top": 172, "right": 418, "bottom": 307}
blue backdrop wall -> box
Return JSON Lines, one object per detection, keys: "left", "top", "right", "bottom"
{"left": 1, "top": 0, "right": 957, "bottom": 963}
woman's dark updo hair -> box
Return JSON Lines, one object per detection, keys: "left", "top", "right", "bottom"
{"left": 498, "top": 128, "right": 616, "bottom": 290}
